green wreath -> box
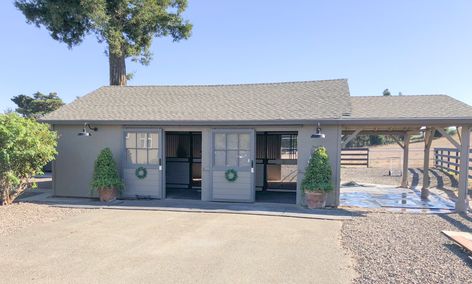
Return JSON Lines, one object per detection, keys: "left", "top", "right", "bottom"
{"left": 225, "top": 168, "right": 238, "bottom": 182}
{"left": 135, "top": 167, "right": 147, "bottom": 179}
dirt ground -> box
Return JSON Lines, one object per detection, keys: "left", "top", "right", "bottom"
{"left": 365, "top": 135, "right": 465, "bottom": 168}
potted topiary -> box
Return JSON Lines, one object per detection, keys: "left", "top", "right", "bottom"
{"left": 91, "top": 148, "right": 124, "bottom": 202}
{"left": 301, "top": 147, "right": 333, "bottom": 208}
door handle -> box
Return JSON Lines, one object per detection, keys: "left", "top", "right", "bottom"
{"left": 251, "top": 160, "right": 254, "bottom": 173}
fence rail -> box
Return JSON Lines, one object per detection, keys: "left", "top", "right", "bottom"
{"left": 434, "top": 147, "right": 472, "bottom": 178}
{"left": 341, "top": 148, "right": 369, "bottom": 167}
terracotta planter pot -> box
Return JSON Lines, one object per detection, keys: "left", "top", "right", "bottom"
{"left": 304, "top": 191, "right": 327, "bottom": 209}
{"left": 98, "top": 188, "right": 118, "bottom": 202}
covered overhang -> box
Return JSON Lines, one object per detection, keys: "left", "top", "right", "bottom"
{"left": 340, "top": 118, "right": 471, "bottom": 213}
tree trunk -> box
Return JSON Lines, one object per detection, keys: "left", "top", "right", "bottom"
{"left": 109, "top": 52, "right": 127, "bottom": 86}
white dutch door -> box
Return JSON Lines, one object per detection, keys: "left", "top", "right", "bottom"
{"left": 211, "top": 129, "right": 255, "bottom": 202}
{"left": 122, "top": 128, "right": 163, "bottom": 198}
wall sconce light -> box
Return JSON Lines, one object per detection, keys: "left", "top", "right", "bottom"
{"left": 311, "top": 122, "right": 326, "bottom": 139}
{"left": 78, "top": 123, "right": 98, "bottom": 136}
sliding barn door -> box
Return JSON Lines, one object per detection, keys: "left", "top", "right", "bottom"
{"left": 211, "top": 129, "right": 255, "bottom": 202}
{"left": 122, "top": 128, "right": 163, "bottom": 198}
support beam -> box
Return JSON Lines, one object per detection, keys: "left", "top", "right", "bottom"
{"left": 456, "top": 126, "right": 471, "bottom": 212}
{"left": 341, "top": 129, "right": 361, "bottom": 148}
{"left": 391, "top": 135, "right": 404, "bottom": 149}
{"left": 401, "top": 133, "right": 410, "bottom": 188}
{"left": 436, "top": 127, "right": 460, "bottom": 149}
{"left": 421, "top": 128, "right": 434, "bottom": 199}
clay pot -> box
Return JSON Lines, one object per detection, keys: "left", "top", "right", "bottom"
{"left": 304, "top": 191, "right": 327, "bottom": 209}
{"left": 98, "top": 188, "right": 118, "bottom": 202}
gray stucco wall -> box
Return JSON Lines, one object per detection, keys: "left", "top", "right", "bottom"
{"left": 53, "top": 125, "right": 122, "bottom": 197}
{"left": 296, "top": 125, "right": 342, "bottom": 207}
{"left": 52, "top": 124, "right": 342, "bottom": 207}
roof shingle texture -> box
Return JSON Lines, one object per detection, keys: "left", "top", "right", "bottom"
{"left": 42, "top": 80, "right": 351, "bottom": 122}
{"left": 349, "top": 95, "right": 472, "bottom": 120}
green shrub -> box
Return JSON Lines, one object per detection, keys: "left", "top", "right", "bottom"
{"left": 301, "top": 147, "right": 333, "bottom": 192}
{"left": 91, "top": 148, "right": 124, "bottom": 193}
{"left": 0, "top": 113, "right": 57, "bottom": 205}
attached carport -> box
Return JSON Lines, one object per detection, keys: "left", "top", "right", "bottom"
{"left": 339, "top": 95, "right": 472, "bottom": 212}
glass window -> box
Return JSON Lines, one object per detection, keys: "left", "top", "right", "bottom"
{"left": 126, "top": 132, "right": 137, "bottom": 148}
{"left": 239, "top": 134, "right": 250, "bottom": 150}
{"left": 227, "top": 134, "right": 238, "bottom": 150}
{"left": 213, "top": 132, "right": 252, "bottom": 168}
{"left": 214, "top": 150, "right": 226, "bottom": 166}
{"left": 148, "top": 133, "right": 159, "bottom": 148}
{"left": 226, "top": 150, "right": 238, "bottom": 166}
{"left": 125, "top": 131, "right": 159, "bottom": 166}
{"left": 215, "top": 133, "right": 226, "bottom": 150}
{"left": 148, "top": 149, "right": 159, "bottom": 164}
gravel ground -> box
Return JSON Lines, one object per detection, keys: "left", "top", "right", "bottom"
{"left": 342, "top": 211, "right": 472, "bottom": 284}
{"left": 0, "top": 203, "right": 89, "bottom": 237}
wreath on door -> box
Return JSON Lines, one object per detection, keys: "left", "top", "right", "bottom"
{"left": 135, "top": 167, "right": 147, "bottom": 179}
{"left": 225, "top": 168, "right": 238, "bottom": 182}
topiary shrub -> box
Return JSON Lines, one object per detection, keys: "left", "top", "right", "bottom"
{"left": 301, "top": 147, "right": 333, "bottom": 192}
{"left": 91, "top": 148, "right": 124, "bottom": 193}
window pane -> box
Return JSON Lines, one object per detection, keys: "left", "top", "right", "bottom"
{"left": 125, "top": 132, "right": 136, "bottom": 148}
{"left": 214, "top": 150, "right": 225, "bottom": 166}
{"left": 148, "top": 133, "right": 159, "bottom": 148}
{"left": 215, "top": 134, "right": 226, "bottom": 150}
{"left": 138, "top": 133, "right": 147, "bottom": 148}
{"left": 239, "top": 150, "right": 250, "bottom": 167}
{"left": 148, "top": 149, "right": 159, "bottom": 164}
{"left": 126, "top": 149, "right": 137, "bottom": 164}
{"left": 227, "top": 134, "right": 238, "bottom": 150}
{"left": 137, "top": 149, "right": 147, "bottom": 164}
{"left": 239, "top": 134, "right": 250, "bottom": 150}
{"left": 227, "top": 150, "right": 238, "bottom": 166}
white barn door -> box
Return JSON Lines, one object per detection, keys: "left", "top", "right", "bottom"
{"left": 122, "top": 128, "right": 163, "bottom": 199}
{"left": 211, "top": 129, "right": 255, "bottom": 202}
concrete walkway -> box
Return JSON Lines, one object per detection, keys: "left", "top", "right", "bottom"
{"left": 340, "top": 183, "right": 456, "bottom": 213}
{"left": 19, "top": 189, "right": 353, "bottom": 221}
{"left": 1, "top": 209, "right": 356, "bottom": 283}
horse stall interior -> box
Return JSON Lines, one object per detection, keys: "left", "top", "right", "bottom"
{"left": 255, "top": 132, "right": 298, "bottom": 204}
{"left": 165, "top": 132, "right": 202, "bottom": 200}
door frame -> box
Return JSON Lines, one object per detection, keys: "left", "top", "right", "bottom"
{"left": 210, "top": 128, "right": 256, "bottom": 202}
{"left": 121, "top": 127, "right": 164, "bottom": 199}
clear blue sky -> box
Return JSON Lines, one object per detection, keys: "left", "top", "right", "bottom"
{"left": 1, "top": 0, "right": 471, "bottom": 111}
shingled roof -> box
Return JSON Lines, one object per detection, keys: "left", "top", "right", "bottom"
{"left": 41, "top": 79, "right": 351, "bottom": 124}
{"left": 41, "top": 79, "right": 472, "bottom": 125}
{"left": 348, "top": 95, "right": 472, "bottom": 121}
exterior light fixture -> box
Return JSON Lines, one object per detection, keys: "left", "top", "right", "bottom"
{"left": 78, "top": 123, "right": 98, "bottom": 136}
{"left": 311, "top": 122, "right": 325, "bottom": 139}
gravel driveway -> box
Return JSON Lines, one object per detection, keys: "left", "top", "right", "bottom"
{"left": 0, "top": 203, "right": 88, "bottom": 236}
{"left": 1, "top": 208, "right": 355, "bottom": 283}
{"left": 342, "top": 211, "right": 472, "bottom": 283}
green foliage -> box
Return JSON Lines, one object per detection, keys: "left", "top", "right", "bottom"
{"left": 301, "top": 147, "right": 333, "bottom": 192}
{"left": 15, "top": 0, "right": 192, "bottom": 83}
{"left": 11, "top": 92, "right": 64, "bottom": 119}
{"left": 0, "top": 113, "right": 57, "bottom": 205}
{"left": 91, "top": 148, "right": 124, "bottom": 193}
{"left": 345, "top": 134, "right": 406, "bottom": 147}
{"left": 383, "top": 88, "right": 391, "bottom": 96}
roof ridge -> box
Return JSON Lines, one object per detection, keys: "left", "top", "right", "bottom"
{"left": 99, "top": 79, "right": 348, "bottom": 88}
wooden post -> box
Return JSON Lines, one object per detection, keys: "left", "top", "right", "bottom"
{"left": 401, "top": 133, "right": 410, "bottom": 188}
{"left": 456, "top": 126, "right": 470, "bottom": 212}
{"left": 421, "top": 129, "right": 434, "bottom": 199}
